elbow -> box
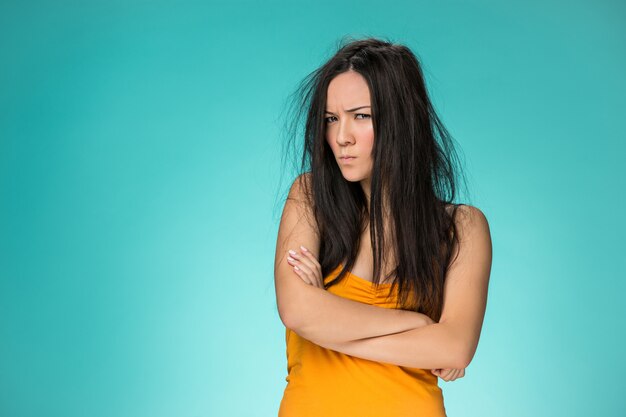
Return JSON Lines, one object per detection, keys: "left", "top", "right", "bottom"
{"left": 275, "top": 279, "right": 303, "bottom": 330}
{"left": 455, "top": 343, "right": 477, "bottom": 369}
{"left": 277, "top": 303, "right": 295, "bottom": 329}
{"left": 277, "top": 300, "right": 303, "bottom": 332}
{"left": 442, "top": 324, "right": 477, "bottom": 369}
{"left": 279, "top": 303, "right": 317, "bottom": 340}
{"left": 454, "top": 353, "right": 471, "bottom": 370}
{"left": 445, "top": 350, "right": 469, "bottom": 370}
{"left": 440, "top": 327, "right": 475, "bottom": 369}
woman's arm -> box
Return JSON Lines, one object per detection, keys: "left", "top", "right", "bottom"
{"left": 286, "top": 279, "right": 435, "bottom": 342}
{"left": 310, "top": 321, "right": 464, "bottom": 369}
{"left": 275, "top": 174, "right": 434, "bottom": 341}
{"left": 289, "top": 206, "right": 492, "bottom": 370}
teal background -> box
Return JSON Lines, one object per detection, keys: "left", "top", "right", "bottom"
{"left": 1, "top": 1, "right": 625, "bottom": 416}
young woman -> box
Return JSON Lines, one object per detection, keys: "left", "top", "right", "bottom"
{"left": 274, "top": 37, "right": 492, "bottom": 417}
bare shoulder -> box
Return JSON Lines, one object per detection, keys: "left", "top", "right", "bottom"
{"left": 444, "top": 203, "right": 487, "bottom": 234}
{"left": 454, "top": 204, "right": 490, "bottom": 234}
{"left": 286, "top": 173, "right": 317, "bottom": 226}
{"left": 275, "top": 173, "right": 320, "bottom": 268}
{"left": 287, "top": 172, "right": 313, "bottom": 203}
{"left": 448, "top": 204, "right": 492, "bottom": 277}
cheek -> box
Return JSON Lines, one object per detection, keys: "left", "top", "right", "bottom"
{"left": 362, "top": 135, "right": 374, "bottom": 155}
{"left": 359, "top": 126, "right": 374, "bottom": 146}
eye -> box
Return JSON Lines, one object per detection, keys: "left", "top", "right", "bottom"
{"left": 325, "top": 114, "right": 371, "bottom": 124}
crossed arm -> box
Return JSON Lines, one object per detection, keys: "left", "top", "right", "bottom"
{"left": 275, "top": 176, "right": 492, "bottom": 372}
{"left": 282, "top": 276, "right": 467, "bottom": 369}
{"left": 282, "top": 278, "right": 435, "bottom": 342}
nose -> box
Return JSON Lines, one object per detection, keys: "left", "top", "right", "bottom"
{"left": 334, "top": 119, "right": 355, "bottom": 146}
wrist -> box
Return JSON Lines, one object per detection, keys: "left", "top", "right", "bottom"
{"left": 416, "top": 312, "right": 435, "bottom": 327}
{"left": 400, "top": 310, "right": 434, "bottom": 330}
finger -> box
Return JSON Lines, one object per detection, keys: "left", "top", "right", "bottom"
{"left": 292, "top": 248, "right": 323, "bottom": 288}
{"left": 293, "top": 266, "right": 314, "bottom": 285}
{"left": 290, "top": 256, "right": 315, "bottom": 284}
{"left": 286, "top": 255, "right": 306, "bottom": 278}
{"left": 447, "top": 369, "right": 459, "bottom": 382}
{"left": 299, "top": 246, "right": 322, "bottom": 273}
{"left": 448, "top": 369, "right": 461, "bottom": 381}
{"left": 441, "top": 368, "right": 455, "bottom": 381}
{"left": 290, "top": 250, "right": 317, "bottom": 274}
{"left": 450, "top": 369, "right": 464, "bottom": 381}
{"left": 293, "top": 259, "right": 313, "bottom": 277}
{"left": 302, "top": 253, "right": 324, "bottom": 288}
{"left": 293, "top": 264, "right": 322, "bottom": 289}
{"left": 287, "top": 252, "right": 311, "bottom": 274}
{"left": 288, "top": 254, "right": 314, "bottom": 285}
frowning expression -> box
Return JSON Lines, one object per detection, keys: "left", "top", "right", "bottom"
{"left": 324, "top": 70, "right": 374, "bottom": 185}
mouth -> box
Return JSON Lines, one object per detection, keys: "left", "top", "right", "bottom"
{"left": 339, "top": 156, "right": 356, "bottom": 163}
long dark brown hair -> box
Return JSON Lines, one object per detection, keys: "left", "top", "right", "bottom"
{"left": 276, "top": 36, "right": 471, "bottom": 322}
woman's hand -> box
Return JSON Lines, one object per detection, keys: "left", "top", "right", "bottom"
{"left": 431, "top": 367, "right": 466, "bottom": 382}
{"left": 286, "top": 246, "right": 324, "bottom": 288}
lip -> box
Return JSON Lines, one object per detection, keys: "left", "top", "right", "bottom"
{"left": 339, "top": 156, "right": 356, "bottom": 160}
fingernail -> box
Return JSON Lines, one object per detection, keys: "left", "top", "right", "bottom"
{"left": 300, "top": 246, "right": 308, "bottom": 252}
{"left": 288, "top": 249, "right": 297, "bottom": 255}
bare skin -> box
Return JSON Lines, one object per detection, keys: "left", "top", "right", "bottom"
{"left": 278, "top": 183, "right": 491, "bottom": 371}
{"left": 277, "top": 70, "right": 492, "bottom": 381}
{"left": 289, "top": 244, "right": 466, "bottom": 381}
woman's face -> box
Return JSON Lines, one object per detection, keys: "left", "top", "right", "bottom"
{"left": 325, "top": 70, "right": 374, "bottom": 189}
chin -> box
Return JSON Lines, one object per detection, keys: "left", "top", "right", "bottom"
{"left": 341, "top": 173, "right": 364, "bottom": 183}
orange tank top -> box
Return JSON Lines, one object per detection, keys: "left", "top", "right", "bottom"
{"left": 278, "top": 264, "right": 447, "bottom": 417}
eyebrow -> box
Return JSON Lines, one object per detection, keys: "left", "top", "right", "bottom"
{"left": 324, "top": 105, "right": 371, "bottom": 114}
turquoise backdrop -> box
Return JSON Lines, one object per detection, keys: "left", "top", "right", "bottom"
{"left": 1, "top": 1, "right": 625, "bottom": 416}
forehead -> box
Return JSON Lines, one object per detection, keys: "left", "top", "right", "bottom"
{"left": 326, "top": 71, "right": 371, "bottom": 107}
